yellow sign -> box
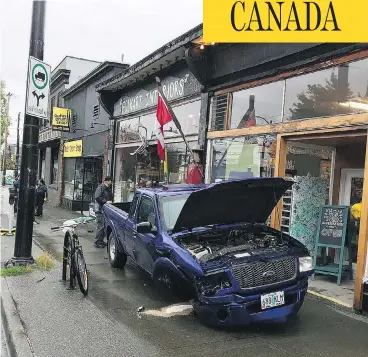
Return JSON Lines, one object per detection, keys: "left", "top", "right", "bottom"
{"left": 64, "top": 140, "right": 83, "bottom": 158}
{"left": 52, "top": 107, "right": 71, "bottom": 132}
{"left": 203, "top": 0, "right": 368, "bottom": 43}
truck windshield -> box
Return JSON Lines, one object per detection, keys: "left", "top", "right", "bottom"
{"left": 159, "top": 194, "right": 190, "bottom": 232}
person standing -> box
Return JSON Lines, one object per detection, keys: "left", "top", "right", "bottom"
{"left": 185, "top": 145, "right": 204, "bottom": 184}
{"left": 35, "top": 179, "right": 48, "bottom": 217}
{"left": 13, "top": 175, "right": 20, "bottom": 214}
{"left": 94, "top": 176, "right": 113, "bottom": 248}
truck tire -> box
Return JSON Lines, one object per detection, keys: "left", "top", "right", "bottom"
{"left": 108, "top": 232, "right": 127, "bottom": 269}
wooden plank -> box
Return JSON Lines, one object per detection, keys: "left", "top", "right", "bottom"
{"left": 215, "top": 51, "right": 368, "bottom": 96}
{"left": 270, "top": 135, "right": 287, "bottom": 230}
{"left": 224, "top": 93, "right": 232, "bottom": 130}
{"left": 286, "top": 130, "right": 368, "bottom": 141}
{"left": 207, "top": 113, "right": 368, "bottom": 139}
{"left": 354, "top": 132, "right": 368, "bottom": 310}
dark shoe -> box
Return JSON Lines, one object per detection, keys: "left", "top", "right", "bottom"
{"left": 94, "top": 243, "right": 105, "bottom": 248}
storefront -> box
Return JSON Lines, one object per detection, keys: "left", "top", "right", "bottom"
{"left": 203, "top": 47, "right": 368, "bottom": 311}
{"left": 111, "top": 65, "right": 202, "bottom": 202}
{"left": 62, "top": 135, "right": 104, "bottom": 212}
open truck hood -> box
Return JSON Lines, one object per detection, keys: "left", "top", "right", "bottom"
{"left": 172, "top": 178, "right": 293, "bottom": 233}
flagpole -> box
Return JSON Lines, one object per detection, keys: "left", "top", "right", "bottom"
{"left": 155, "top": 77, "right": 204, "bottom": 179}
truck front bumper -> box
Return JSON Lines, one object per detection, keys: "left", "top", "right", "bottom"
{"left": 193, "top": 278, "right": 308, "bottom": 327}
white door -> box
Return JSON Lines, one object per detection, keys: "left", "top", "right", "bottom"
{"left": 336, "top": 169, "right": 364, "bottom": 273}
{"left": 339, "top": 169, "right": 364, "bottom": 206}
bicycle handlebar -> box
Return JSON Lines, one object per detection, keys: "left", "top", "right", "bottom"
{"left": 50, "top": 218, "right": 95, "bottom": 232}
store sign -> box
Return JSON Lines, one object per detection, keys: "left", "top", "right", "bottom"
{"left": 39, "top": 128, "right": 61, "bottom": 143}
{"left": 64, "top": 139, "right": 83, "bottom": 158}
{"left": 52, "top": 107, "right": 71, "bottom": 132}
{"left": 114, "top": 69, "right": 201, "bottom": 116}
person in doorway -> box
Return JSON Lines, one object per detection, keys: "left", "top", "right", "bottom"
{"left": 185, "top": 145, "right": 204, "bottom": 184}
{"left": 35, "top": 179, "right": 48, "bottom": 217}
{"left": 94, "top": 176, "right": 113, "bottom": 248}
{"left": 145, "top": 180, "right": 152, "bottom": 188}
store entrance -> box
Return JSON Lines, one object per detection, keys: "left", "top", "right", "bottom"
{"left": 281, "top": 130, "right": 367, "bottom": 307}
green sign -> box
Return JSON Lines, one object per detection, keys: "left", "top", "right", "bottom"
{"left": 31, "top": 63, "right": 49, "bottom": 90}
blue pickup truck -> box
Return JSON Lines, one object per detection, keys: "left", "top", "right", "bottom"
{"left": 103, "top": 178, "right": 314, "bottom": 326}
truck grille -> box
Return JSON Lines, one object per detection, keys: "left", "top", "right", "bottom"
{"left": 231, "top": 257, "right": 296, "bottom": 289}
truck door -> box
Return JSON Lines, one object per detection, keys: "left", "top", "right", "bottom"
{"left": 123, "top": 193, "right": 140, "bottom": 259}
{"left": 134, "top": 195, "right": 158, "bottom": 273}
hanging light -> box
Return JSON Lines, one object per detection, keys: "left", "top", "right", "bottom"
{"left": 200, "top": 44, "right": 205, "bottom": 50}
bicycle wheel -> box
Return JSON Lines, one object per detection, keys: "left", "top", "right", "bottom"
{"left": 75, "top": 249, "right": 88, "bottom": 296}
{"left": 62, "top": 232, "right": 76, "bottom": 289}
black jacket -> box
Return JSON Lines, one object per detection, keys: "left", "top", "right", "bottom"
{"left": 94, "top": 184, "right": 113, "bottom": 213}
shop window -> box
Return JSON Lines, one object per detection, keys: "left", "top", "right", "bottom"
{"left": 117, "top": 118, "right": 140, "bottom": 143}
{"left": 169, "top": 99, "right": 201, "bottom": 137}
{"left": 139, "top": 113, "right": 157, "bottom": 140}
{"left": 50, "top": 147, "right": 59, "bottom": 185}
{"left": 63, "top": 158, "right": 76, "bottom": 199}
{"left": 230, "top": 81, "right": 284, "bottom": 129}
{"left": 114, "top": 146, "right": 139, "bottom": 203}
{"left": 284, "top": 58, "right": 368, "bottom": 121}
{"left": 209, "top": 94, "right": 228, "bottom": 131}
{"left": 210, "top": 135, "right": 277, "bottom": 183}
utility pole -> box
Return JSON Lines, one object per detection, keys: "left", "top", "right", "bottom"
{"left": 15, "top": 112, "right": 21, "bottom": 177}
{"left": 7, "top": 0, "right": 46, "bottom": 266}
{"left": 2, "top": 92, "right": 12, "bottom": 186}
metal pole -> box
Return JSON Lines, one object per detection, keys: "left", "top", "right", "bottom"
{"left": 7, "top": 0, "right": 46, "bottom": 266}
{"left": 155, "top": 77, "right": 204, "bottom": 178}
{"left": 2, "top": 93, "right": 12, "bottom": 186}
{"left": 15, "top": 112, "right": 20, "bottom": 177}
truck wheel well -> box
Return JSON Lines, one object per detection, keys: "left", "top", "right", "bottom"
{"left": 106, "top": 225, "right": 112, "bottom": 239}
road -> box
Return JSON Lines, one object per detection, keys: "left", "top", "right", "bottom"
{"left": 31, "top": 204, "right": 368, "bottom": 357}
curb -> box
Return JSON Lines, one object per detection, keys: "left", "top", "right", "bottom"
{"left": 1, "top": 279, "right": 34, "bottom": 357}
{"left": 307, "top": 289, "right": 354, "bottom": 313}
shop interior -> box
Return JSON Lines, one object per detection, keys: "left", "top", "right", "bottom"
{"left": 62, "top": 157, "right": 103, "bottom": 212}
{"left": 283, "top": 130, "right": 366, "bottom": 306}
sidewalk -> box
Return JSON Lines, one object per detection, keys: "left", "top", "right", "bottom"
{"left": 1, "top": 190, "right": 160, "bottom": 357}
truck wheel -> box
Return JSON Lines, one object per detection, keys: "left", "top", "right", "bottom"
{"left": 108, "top": 232, "right": 127, "bottom": 269}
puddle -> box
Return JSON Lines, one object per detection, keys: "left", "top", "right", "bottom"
{"left": 142, "top": 303, "right": 193, "bottom": 318}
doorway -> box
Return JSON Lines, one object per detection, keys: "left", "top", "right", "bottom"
{"left": 339, "top": 169, "right": 364, "bottom": 206}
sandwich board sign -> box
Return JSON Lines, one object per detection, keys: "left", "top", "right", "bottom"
{"left": 25, "top": 56, "right": 51, "bottom": 120}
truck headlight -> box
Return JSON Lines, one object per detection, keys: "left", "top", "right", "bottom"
{"left": 299, "top": 256, "right": 313, "bottom": 272}
{"left": 196, "top": 272, "right": 232, "bottom": 296}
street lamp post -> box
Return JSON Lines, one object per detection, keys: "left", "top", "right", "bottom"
{"left": 7, "top": 0, "right": 46, "bottom": 266}
{"left": 2, "top": 92, "right": 12, "bottom": 186}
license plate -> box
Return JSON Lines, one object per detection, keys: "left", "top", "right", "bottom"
{"left": 261, "top": 291, "right": 285, "bottom": 310}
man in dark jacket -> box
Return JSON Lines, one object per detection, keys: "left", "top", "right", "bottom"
{"left": 94, "top": 176, "right": 113, "bottom": 248}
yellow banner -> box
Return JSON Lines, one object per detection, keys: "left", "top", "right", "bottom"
{"left": 64, "top": 140, "right": 82, "bottom": 158}
{"left": 52, "top": 107, "right": 71, "bottom": 132}
{"left": 203, "top": 0, "right": 368, "bottom": 43}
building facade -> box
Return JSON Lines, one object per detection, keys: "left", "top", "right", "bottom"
{"left": 60, "top": 61, "right": 129, "bottom": 212}
{"left": 38, "top": 56, "right": 101, "bottom": 206}
{"left": 97, "top": 25, "right": 204, "bottom": 202}
{"left": 187, "top": 40, "right": 368, "bottom": 311}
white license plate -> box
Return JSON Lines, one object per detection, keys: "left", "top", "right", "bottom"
{"left": 261, "top": 291, "right": 285, "bottom": 310}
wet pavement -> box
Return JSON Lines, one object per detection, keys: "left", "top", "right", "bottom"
{"left": 24, "top": 203, "right": 368, "bottom": 357}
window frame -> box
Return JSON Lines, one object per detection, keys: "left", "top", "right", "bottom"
{"left": 136, "top": 194, "right": 157, "bottom": 227}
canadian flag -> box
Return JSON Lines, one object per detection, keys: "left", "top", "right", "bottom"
{"left": 156, "top": 93, "right": 173, "bottom": 161}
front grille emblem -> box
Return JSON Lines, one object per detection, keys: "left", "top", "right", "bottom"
{"left": 262, "top": 270, "right": 275, "bottom": 278}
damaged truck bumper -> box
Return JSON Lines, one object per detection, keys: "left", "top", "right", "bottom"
{"left": 193, "top": 278, "right": 308, "bottom": 327}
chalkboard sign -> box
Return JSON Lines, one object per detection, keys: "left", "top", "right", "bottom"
{"left": 318, "top": 205, "right": 349, "bottom": 246}
{"left": 313, "top": 205, "right": 350, "bottom": 285}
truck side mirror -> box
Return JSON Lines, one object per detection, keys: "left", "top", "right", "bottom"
{"left": 137, "top": 222, "right": 156, "bottom": 234}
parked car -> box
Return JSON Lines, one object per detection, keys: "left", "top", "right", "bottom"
{"left": 103, "top": 178, "right": 314, "bottom": 326}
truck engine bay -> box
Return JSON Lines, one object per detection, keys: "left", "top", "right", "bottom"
{"left": 178, "top": 225, "right": 291, "bottom": 263}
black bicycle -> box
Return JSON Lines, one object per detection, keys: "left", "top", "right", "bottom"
{"left": 51, "top": 217, "right": 94, "bottom": 296}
